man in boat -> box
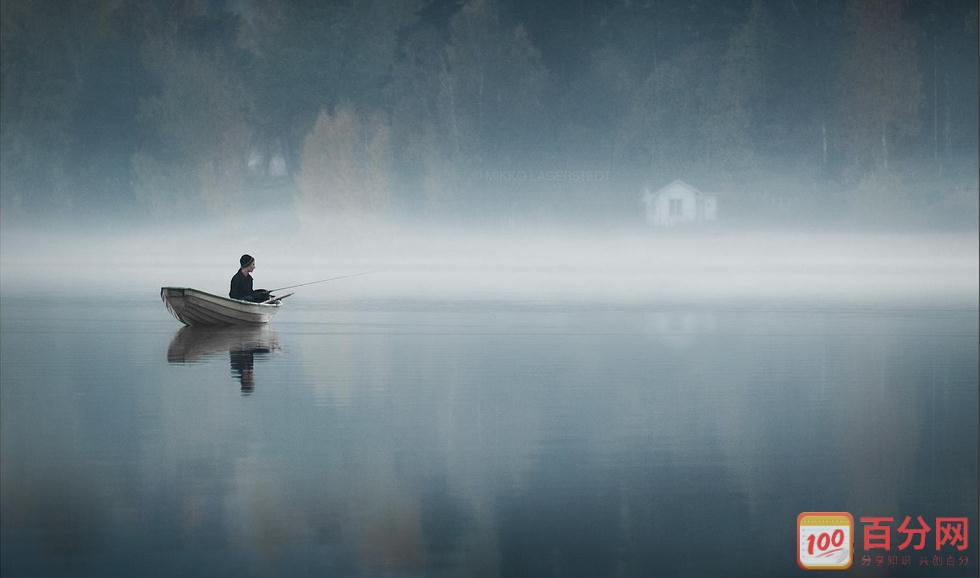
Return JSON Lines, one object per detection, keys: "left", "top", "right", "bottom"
{"left": 230, "top": 254, "right": 272, "bottom": 302}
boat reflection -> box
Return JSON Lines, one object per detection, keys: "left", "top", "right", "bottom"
{"left": 167, "top": 326, "right": 280, "bottom": 393}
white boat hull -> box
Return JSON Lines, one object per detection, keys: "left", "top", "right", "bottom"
{"left": 160, "top": 287, "right": 280, "bottom": 326}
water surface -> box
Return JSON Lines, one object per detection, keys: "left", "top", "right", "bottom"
{"left": 1, "top": 296, "right": 977, "bottom": 577}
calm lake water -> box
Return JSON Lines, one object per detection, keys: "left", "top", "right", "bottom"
{"left": 1, "top": 295, "right": 977, "bottom": 577}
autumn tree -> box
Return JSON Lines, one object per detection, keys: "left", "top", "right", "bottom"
{"left": 240, "top": 0, "right": 419, "bottom": 176}
{"left": 295, "top": 105, "right": 392, "bottom": 221}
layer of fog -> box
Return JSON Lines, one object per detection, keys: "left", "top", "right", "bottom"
{"left": 1, "top": 213, "right": 977, "bottom": 307}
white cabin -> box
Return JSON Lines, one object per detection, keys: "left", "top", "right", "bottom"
{"left": 641, "top": 180, "right": 717, "bottom": 227}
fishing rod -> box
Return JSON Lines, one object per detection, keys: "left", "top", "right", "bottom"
{"left": 268, "top": 270, "right": 378, "bottom": 293}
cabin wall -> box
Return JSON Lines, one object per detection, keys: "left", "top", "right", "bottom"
{"left": 641, "top": 183, "right": 718, "bottom": 227}
{"left": 651, "top": 189, "right": 699, "bottom": 226}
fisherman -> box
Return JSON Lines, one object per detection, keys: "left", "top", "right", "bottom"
{"left": 230, "top": 254, "right": 272, "bottom": 302}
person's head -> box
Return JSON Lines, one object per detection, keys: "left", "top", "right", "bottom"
{"left": 240, "top": 254, "right": 256, "bottom": 274}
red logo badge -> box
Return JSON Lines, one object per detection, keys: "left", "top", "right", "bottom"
{"left": 798, "top": 512, "right": 854, "bottom": 570}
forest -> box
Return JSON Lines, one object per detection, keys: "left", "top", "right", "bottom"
{"left": 1, "top": 0, "right": 977, "bottom": 228}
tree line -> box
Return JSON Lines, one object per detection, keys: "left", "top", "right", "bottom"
{"left": 1, "top": 0, "right": 977, "bottom": 226}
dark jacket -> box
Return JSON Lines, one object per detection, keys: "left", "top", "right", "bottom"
{"left": 230, "top": 270, "right": 253, "bottom": 300}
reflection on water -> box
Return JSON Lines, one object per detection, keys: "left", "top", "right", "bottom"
{"left": 0, "top": 299, "right": 977, "bottom": 577}
{"left": 167, "top": 326, "right": 279, "bottom": 393}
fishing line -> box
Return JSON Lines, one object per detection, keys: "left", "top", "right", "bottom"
{"left": 268, "top": 270, "right": 378, "bottom": 293}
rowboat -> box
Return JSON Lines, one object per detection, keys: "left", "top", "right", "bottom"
{"left": 160, "top": 287, "right": 281, "bottom": 326}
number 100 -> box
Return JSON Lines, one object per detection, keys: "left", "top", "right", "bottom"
{"left": 807, "top": 529, "right": 845, "bottom": 554}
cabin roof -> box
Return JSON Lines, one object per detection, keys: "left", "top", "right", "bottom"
{"left": 642, "top": 179, "right": 707, "bottom": 200}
